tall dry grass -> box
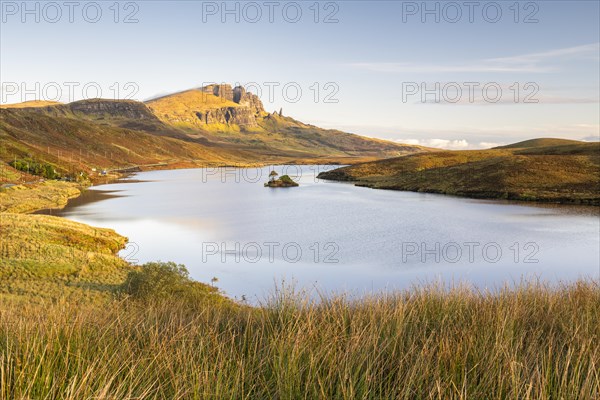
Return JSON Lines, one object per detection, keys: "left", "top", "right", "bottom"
{"left": 1, "top": 281, "right": 599, "bottom": 400}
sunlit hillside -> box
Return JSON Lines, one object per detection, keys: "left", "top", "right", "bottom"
{"left": 319, "top": 139, "right": 600, "bottom": 205}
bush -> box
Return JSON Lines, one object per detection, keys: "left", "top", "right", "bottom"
{"left": 120, "top": 261, "right": 224, "bottom": 306}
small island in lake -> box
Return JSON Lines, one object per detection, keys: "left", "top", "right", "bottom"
{"left": 264, "top": 171, "right": 299, "bottom": 188}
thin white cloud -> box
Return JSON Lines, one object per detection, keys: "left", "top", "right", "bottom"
{"left": 350, "top": 62, "right": 553, "bottom": 73}
{"left": 479, "top": 142, "right": 504, "bottom": 149}
{"left": 488, "top": 43, "right": 600, "bottom": 65}
{"left": 349, "top": 43, "right": 600, "bottom": 74}
{"left": 395, "top": 138, "right": 472, "bottom": 150}
{"left": 419, "top": 95, "right": 599, "bottom": 106}
{"left": 395, "top": 139, "right": 507, "bottom": 150}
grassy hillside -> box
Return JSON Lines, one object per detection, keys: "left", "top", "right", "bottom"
{"left": 256, "top": 113, "right": 430, "bottom": 156}
{"left": 0, "top": 212, "right": 130, "bottom": 304}
{"left": 0, "top": 107, "right": 260, "bottom": 180}
{"left": 0, "top": 181, "right": 82, "bottom": 213}
{"left": 318, "top": 140, "right": 600, "bottom": 205}
{"left": 495, "top": 138, "right": 586, "bottom": 149}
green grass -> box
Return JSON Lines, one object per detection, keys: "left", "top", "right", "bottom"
{"left": 0, "top": 281, "right": 598, "bottom": 399}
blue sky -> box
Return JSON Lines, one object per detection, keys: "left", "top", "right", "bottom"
{"left": 1, "top": 0, "right": 599, "bottom": 148}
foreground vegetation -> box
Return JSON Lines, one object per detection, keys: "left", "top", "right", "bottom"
{"left": 1, "top": 143, "right": 599, "bottom": 398}
{"left": 2, "top": 192, "right": 598, "bottom": 398}
{"left": 1, "top": 277, "right": 598, "bottom": 399}
{"left": 318, "top": 139, "right": 600, "bottom": 205}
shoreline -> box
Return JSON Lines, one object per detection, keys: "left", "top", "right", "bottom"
{"left": 318, "top": 175, "right": 600, "bottom": 207}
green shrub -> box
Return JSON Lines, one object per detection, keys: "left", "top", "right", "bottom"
{"left": 9, "top": 158, "right": 59, "bottom": 179}
{"left": 120, "top": 261, "right": 223, "bottom": 306}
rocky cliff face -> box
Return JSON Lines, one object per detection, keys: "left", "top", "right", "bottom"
{"left": 233, "top": 86, "right": 265, "bottom": 113}
{"left": 67, "top": 99, "right": 159, "bottom": 120}
{"left": 31, "top": 99, "right": 160, "bottom": 122}
{"left": 195, "top": 107, "right": 259, "bottom": 126}
{"left": 198, "top": 84, "right": 265, "bottom": 127}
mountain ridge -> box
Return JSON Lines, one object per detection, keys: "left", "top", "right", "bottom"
{"left": 1, "top": 84, "right": 430, "bottom": 182}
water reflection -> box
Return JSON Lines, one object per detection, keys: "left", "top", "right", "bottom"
{"left": 44, "top": 166, "right": 600, "bottom": 302}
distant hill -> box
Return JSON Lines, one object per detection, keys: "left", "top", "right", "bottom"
{"left": 1, "top": 84, "right": 429, "bottom": 182}
{"left": 318, "top": 140, "right": 600, "bottom": 205}
{"left": 495, "top": 138, "right": 585, "bottom": 149}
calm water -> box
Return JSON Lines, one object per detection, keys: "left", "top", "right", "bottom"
{"left": 46, "top": 166, "right": 600, "bottom": 301}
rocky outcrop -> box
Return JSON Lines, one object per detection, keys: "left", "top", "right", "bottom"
{"left": 195, "top": 106, "right": 259, "bottom": 126}
{"left": 198, "top": 84, "right": 264, "bottom": 127}
{"left": 233, "top": 86, "right": 265, "bottom": 113}
{"left": 67, "top": 99, "right": 159, "bottom": 120}
{"left": 201, "top": 84, "right": 235, "bottom": 102}
{"left": 200, "top": 84, "right": 263, "bottom": 110}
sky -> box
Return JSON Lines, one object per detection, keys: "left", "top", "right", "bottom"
{"left": 1, "top": 0, "right": 599, "bottom": 148}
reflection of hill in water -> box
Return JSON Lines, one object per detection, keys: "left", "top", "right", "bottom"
{"left": 35, "top": 189, "right": 125, "bottom": 217}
